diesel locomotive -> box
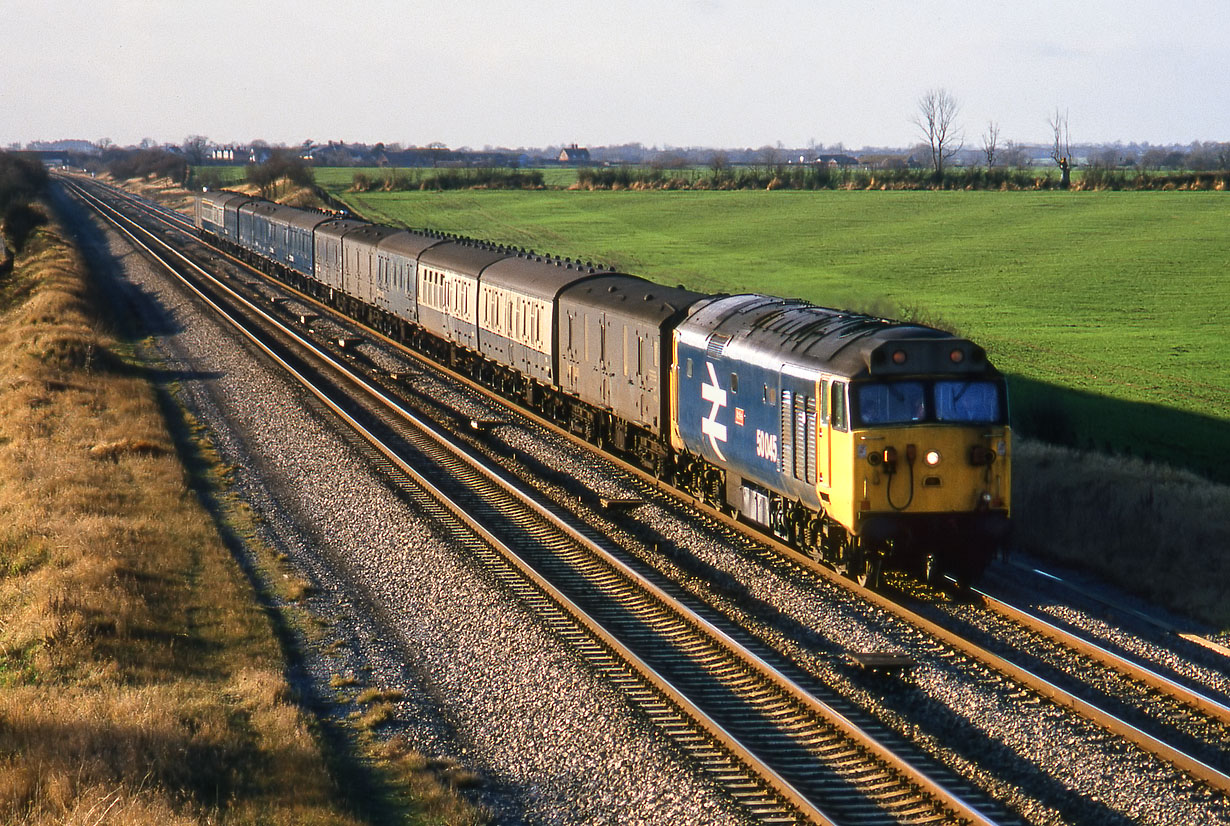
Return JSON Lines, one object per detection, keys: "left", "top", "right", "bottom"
{"left": 195, "top": 190, "right": 1011, "bottom": 586}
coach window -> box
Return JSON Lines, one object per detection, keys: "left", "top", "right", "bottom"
{"left": 830, "top": 381, "right": 848, "bottom": 432}
{"left": 623, "top": 327, "right": 629, "bottom": 377}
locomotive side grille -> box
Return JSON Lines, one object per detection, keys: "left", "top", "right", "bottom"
{"left": 780, "top": 390, "right": 793, "bottom": 474}
{"left": 805, "top": 396, "right": 817, "bottom": 485}
{"left": 794, "top": 403, "right": 806, "bottom": 480}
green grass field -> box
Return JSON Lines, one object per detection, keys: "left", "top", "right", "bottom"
{"left": 328, "top": 188, "right": 1230, "bottom": 481}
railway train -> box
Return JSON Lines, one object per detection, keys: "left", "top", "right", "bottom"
{"left": 195, "top": 190, "right": 1011, "bottom": 587}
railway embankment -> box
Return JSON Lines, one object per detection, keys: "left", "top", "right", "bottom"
{"left": 0, "top": 204, "right": 453, "bottom": 824}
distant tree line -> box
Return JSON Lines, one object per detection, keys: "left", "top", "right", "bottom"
{"left": 573, "top": 162, "right": 1230, "bottom": 192}
{"left": 104, "top": 148, "right": 189, "bottom": 185}
{"left": 0, "top": 151, "right": 49, "bottom": 257}
{"left": 351, "top": 167, "right": 544, "bottom": 192}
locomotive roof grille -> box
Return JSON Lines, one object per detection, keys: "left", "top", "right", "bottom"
{"left": 706, "top": 333, "right": 732, "bottom": 359}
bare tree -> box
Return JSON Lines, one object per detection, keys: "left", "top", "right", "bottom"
{"left": 912, "top": 88, "right": 963, "bottom": 179}
{"left": 182, "top": 135, "right": 210, "bottom": 165}
{"left": 757, "top": 144, "right": 782, "bottom": 172}
{"left": 1048, "top": 107, "right": 1071, "bottom": 187}
{"left": 981, "top": 121, "right": 1000, "bottom": 168}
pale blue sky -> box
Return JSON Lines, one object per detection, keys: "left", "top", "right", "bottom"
{"left": 4, "top": 0, "right": 1225, "bottom": 149}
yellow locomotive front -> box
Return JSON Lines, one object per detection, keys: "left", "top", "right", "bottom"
{"left": 824, "top": 345, "right": 1012, "bottom": 585}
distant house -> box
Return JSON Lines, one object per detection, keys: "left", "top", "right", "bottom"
{"left": 814, "top": 153, "right": 860, "bottom": 168}
{"left": 207, "top": 145, "right": 271, "bottom": 164}
{"left": 558, "top": 144, "right": 591, "bottom": 163}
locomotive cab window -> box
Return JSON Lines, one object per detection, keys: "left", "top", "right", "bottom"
{"left": 830, "top": 382, "right": 848, "bottom": 432}
{"left": 855, "top": 381, "right": 927, "bottom": 426}
{"left": 935, "top": 380, "right": 1004, "bottom": 423}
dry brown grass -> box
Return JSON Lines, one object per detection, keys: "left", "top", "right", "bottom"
{"left": 356, "top": 687, "right": 406, "bottom": 706}
{"left": 372, "top": 738, "right": 488, "bottom": 825}
{"left": 1013, "top": 440, "right": 1230, "bottom": 628}
{"left": 0, "top": 216, "right": 368, "bottom": 824}
{"left": 227, "top": 179, "right": 323, "bottom": 209}
{"left": 109, "top": 174, "right": 197, "bottom": 214}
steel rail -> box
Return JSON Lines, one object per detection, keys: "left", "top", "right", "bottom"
{"left": 975, "top": 585, "right": 1230, "bottom": 729}
{"left": 1006, "top": 559, "right": 1230, "bottom": 661}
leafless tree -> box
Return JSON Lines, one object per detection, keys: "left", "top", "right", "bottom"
{"left": 981, "top": 121, "right": 1000, "bottom": 168}
{"left": 758, "top": 144, "right": 782, "bottom": 172}
{"left": 1048, "top": 107, "right": 1071, "bottom": 187}
{"left": 1001, "top": 139, "right": 1028, "bottom": 169}
{"left": 182, "top": 135, "right": 210, "bottom": 165}
{"left": 912, "top": 88, "right": 963, "bottom": 178}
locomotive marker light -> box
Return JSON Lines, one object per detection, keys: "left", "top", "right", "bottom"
{"left": 881, "top": 446, "right": 898, "bottom": 472}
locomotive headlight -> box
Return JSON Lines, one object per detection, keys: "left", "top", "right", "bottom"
{"left": 924, "top": 449, "right": 941, "bottom": 467}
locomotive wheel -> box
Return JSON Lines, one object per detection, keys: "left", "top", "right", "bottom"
{"left": 853, "top": 550, "right": 882, "bottom": 589}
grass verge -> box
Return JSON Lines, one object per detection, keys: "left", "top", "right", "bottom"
{"left": 0, "top": 204, "right": 486, "bottom": 823}
{"left": 1013, "top": 440, "right": 1230, "bottom": 629}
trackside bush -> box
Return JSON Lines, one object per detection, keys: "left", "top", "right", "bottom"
{"left": 0, "top": 151, "right": 48, "bottom": 212}
{"left": 354, "top": 168, "right": 544, "bottom": 191}
{"left": 104, "top": 148, "right": 189, "bottom": 184}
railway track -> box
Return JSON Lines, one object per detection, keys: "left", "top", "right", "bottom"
{"left": 64, "top": 177, "right": 1014, "bottom": 825}
{"left": 996, "top": 557, "right": 1230, "bottom": 661}
{"left": 68, "top": 176, "right": 1230, "bottom": 823}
